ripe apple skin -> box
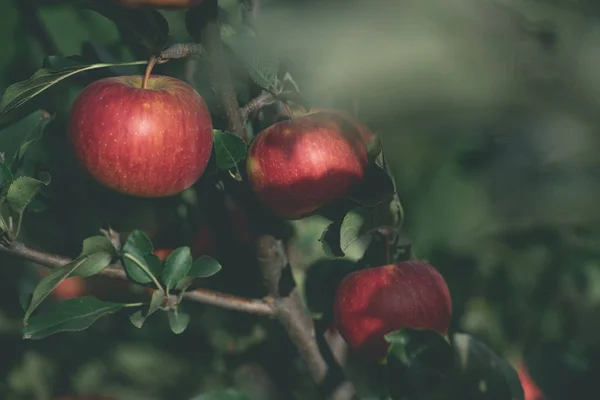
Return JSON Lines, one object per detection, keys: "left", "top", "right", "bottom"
{"left": 153, "top": 248, "right": 174, "bottom": 261}
{"left": 516, "top": 363, "right": 544, "bottom": 400}
{"left": 246, "top": 111, "right": 368, "bottom": 219}
{"left": 333, "top": 260, "right": 452, "bottom": 362}
{"left": 68, "top": 75, "right": 213, "bottom": 198}
{"left": 112, "top": 0, "right": 205, "bottom": 9}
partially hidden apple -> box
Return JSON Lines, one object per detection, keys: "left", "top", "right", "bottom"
{"left": 39, "top": 270, "right": 87, "bottom": 301}
{"left": 153, "top": 248, "right": 174, "bottom": 261}
{"left": 112, "top": 0, "right": 205, "bottom": 9}
{"left": 68, "top": 75, "right": 213, "bottom": 198}
{"left": 246, "top": 111, "right": 368, "bottom": 220}
{"left": 516, "top": 363, "right": 545, "bottom": 400}
{"left": 333, "top": 260, "right": 452, "bottom": 362}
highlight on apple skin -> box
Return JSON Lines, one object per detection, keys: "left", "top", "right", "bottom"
{"left": 333, "top": 260, "right": 452, "bottom": 362}
{"left": 246, "top": 111, "right": 369, "bottom": 220}
{"left": 68, "top": 75, "right": 213, "bottom": 198}
{"left": 112, "top": 0, "right": 206, "bottom": 9}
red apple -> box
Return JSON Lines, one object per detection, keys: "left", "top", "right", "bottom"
{"left": 333, "top": 260, "right": 452, "bottom": 362}
{"left": 246, "top": 111, "right": 368, "bottom": 219}
{"left": 153, "top": 248, "right": 174, "bottom": 261}
{"left": 112, "top": 0, "right": 205, "bottom": 9}
{"left": 68, "top": 75, "right": 213, "bottom": 197}
{"left": 516, "top": 363, "right": 544, "bottom": 400}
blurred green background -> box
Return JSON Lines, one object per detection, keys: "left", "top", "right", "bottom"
{"left": 1, "top": 0, "right": 600, "bottom": 399}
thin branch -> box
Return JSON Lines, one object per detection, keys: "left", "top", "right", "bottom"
{"left": 0, "top": 241, "right": 275, "bottom": 317}
{"left": 201, "top": 0, "right": 247, "bottom": 141}
{"left": 241, "top": 90, "right": 277, "bottom": 127}
{"left": 256, "top": 235, "right": 357, "bottom": 400}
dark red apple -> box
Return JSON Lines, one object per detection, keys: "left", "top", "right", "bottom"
{"left": 333, "top": 260, "right": 452, "bottom": 362}
{"left": 153, "top": 248, "right": 174, "bottom": 261}
{"left": 68, "top": 75, "right": 213, "bottom": 197}
{"left": 246, "top": 111, "right": 368, "bottom": 219}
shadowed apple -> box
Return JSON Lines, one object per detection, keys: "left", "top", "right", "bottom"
{"left": 333, "top": 260, "right": 452, "bottom": 362}
{"left": 246, "top": 111, "right": 368, "bottom": 220}
{"left": 68, "top": 75, "right": 213, "bottom": 198}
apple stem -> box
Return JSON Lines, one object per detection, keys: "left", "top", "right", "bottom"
{"left": 142, "top": 55, "right": 159, "bottom": 90}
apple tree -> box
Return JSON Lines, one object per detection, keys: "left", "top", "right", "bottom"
{"left": 3, "top": 0, "right": 591, "bottom": 399}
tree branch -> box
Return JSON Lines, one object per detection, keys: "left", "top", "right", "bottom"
{"left": 0, "top": 241, "right": 274, "bottom": 317}
{"left": 201, "top": 0, "right": 247, "bottom": 141}
{"left": 256, "top": 235, "right": 357, "bottom": 400}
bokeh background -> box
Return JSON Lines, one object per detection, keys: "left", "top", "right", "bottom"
{"left": 1, "top": 0, "right": 600, "bottom": 399}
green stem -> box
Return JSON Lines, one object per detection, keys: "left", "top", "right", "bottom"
{"left": 123, "top": 252, "right": 165, "bottom": 293}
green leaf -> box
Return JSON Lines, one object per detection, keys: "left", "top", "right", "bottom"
{"left": 144, "top": 253, "right": 164, "bottom": 277}
{"left": 340, "top": 207, "right": 377, "bottom": 252}
{"left": 71, "top": 251, "right": 113, "bottom": 278}
{"left": 80, "top": 235, "right": 116, "bottom": 256}
{"left": 83, "top": 0, "right": 170, "bottom": 53}
{"left": 23, "top": 297, "right": 127, "bottom": 340}
{"left": 162, "top": 247, "right": 193, "bottom": 290}
{"left": 190, "top": 389, "right": 253, "bottom": 400}
{"left": 0, "top": 60, "right": 146, "bottom": 120}
{"left": 319, "top": 221, "right": 344, "bottom": 257}
{"left": 213, "top": 130, "right": 247, "bottom": 170}
{"left": 168, "top": 310, "right": 190, "bottom": 334}
{"left": 6, "top": 175, "right": 50, "bottom": 215}
{"left": 122, "top": 230, "right": 155, "bottom": 284}
{"left": 188, "top": 255, "right": 222, "bottom": 278}
{"left": 123, "top": 230, "right": 153, "bottom": 255}
{"left": 0, "top": 110, "right": 54, "bottom": 169}
{"left": 129, "top": 290, "right": 164, "bottom": 328}
{"left": 23, "top": 253, "right": 113, "bottom": 322}
{"left": 41, "top": 55, "right": 89, "bottom": 70}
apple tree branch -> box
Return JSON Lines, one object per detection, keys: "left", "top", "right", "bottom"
{"left": 0, "top": 241, "right": 274, "bottom": 317}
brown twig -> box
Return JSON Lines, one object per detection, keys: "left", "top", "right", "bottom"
{"left": 241, "top": 90, "right": 277, "bottom": 127}
{"left": 256, "top": 235, "right": 357, "bottom": 400}
{"left": 0, "top": 241, "right": 275, "bottom": 317}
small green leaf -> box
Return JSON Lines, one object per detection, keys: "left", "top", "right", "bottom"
{"left": 213, "top": 130, "right": 247, "bottom": 170}
{"left": 188, "top": 255, "right": 222, "bottom": 278}
{"left": 319, "top": 221, "right": 345, "bottom": 258}
{"left": 191, "top": 389, "right": 253, "bottom": 400}
{"left": 41, "top": 55, "right": 89, "bottom": 70}
{"left": 6, "top": 175, "right": 50, "bottom": 215}
{"left": 122, "top": 230, "right": 156, "bottom": 284}
{"left": 123, "top": 253, "right": 154, "bottom": 285}
{"left": 0, "top": 110, "right": 54, "bottom": 169}
{"left": 348, "top": 163, "right": 396, "bottom": 207}
{"left": 340, "top": 207, "right": 376, "bottom": 252}
{"left": 0, "top": 61, "right": 147, "bottom": 120}
{"left": 80, "top": 235, "right": 116, "bottom": 256}
{"left": 71, "top": 251, "right": 113, "bottom": 278}
{"left": 123, "top": 230, "right": 153, "bottom": 255}
{"left": 168, "top": 310, "right": 190, "bottom": 334}
{"left": 162, "top": 247, "right": 193, "bottom": 290}
{"left": 129, "top": 290, "right": 164, "bottom": 328}
{"left": 24, "top": 253, "right": 113, "bottom": 322}
{"left": 23, "top": 297, "right": 127, "bottom": 340}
